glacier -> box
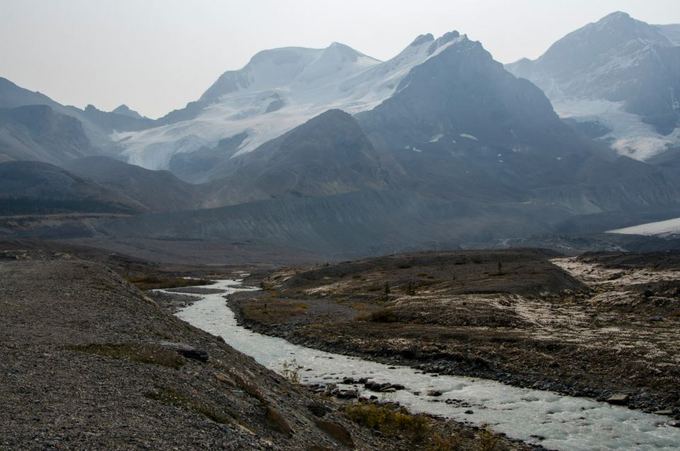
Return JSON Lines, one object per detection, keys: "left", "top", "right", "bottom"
{"left": 115, "top": 33, "right": 467, "bottom": 170}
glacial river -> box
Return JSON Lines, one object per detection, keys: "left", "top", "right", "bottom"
{"left": 173, "top": 279, "right": 680, "bottom": 450}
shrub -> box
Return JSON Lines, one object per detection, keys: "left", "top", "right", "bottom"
{"left": 365, "top": 308, "right": 399, "bottom": 323}
{"left": 344, "top": 403, "right": 429, "bottom": 441}
{"left": 280, "top": 358, "right": 303, "bottom": 384}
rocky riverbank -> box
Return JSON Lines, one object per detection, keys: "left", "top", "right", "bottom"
{"left": 230, "top": 250, "right": 680, "bottom": 417}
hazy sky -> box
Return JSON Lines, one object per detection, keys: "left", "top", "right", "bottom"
{"left": 1, "top": 0, "right": 679, "bottom": 118}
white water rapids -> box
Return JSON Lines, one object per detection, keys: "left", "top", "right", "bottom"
{"left": 172, "top": 279, "right": 680, "bottom": 450}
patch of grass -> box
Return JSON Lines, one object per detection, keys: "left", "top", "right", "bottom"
{"left": 476, "top": 427, "right": 500, "bottom": 451}
{"left": 127, "top": 275, "right": 211, "bottom": 290}
{"left": 344, "top": 403, "right": 501, "bottom": 450}
{"left": 71, "top": 343, "right": 184, "bottom": 369}
{"left": 145, "top": 386, "right": 233, "bottom": 425}
{"left": 344, "top": 403, "right": 430, "bottom": 441}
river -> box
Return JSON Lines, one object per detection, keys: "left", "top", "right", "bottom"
{"left": 172, "top": 279, "right": 680, "bottom": 450}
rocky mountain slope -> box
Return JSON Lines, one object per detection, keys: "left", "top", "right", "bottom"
{"left": 0, "top": 161, "right": 144, "bottom": 215}
{"left": 63, "top": 156, "right": 202, "bottom": 212}
{"left": 203, "top": 110, "right": 393, "bottom": 207}
{"left": 0, "top": 105, "right": 98, "bottom": 165}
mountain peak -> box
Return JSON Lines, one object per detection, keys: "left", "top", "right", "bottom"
{"left": 322, "top": 41, "right": 370, "bottom": 62}
{"left": 427, "top": 31, "right": 466, "bottom": 55}
{"left": 600, "top": 11, "right": 632, "bottom": 23}
{"left": 410, "top": 33, "right": 435, "bottom": 47}
{"left": 112, "top": 104, "right": 143, "bottom": 119}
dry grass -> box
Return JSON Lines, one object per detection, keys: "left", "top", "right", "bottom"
{"left": 241, "top": 298, "right": 308, "bottom": 324}
{"left": 344, "top": 403, "right": 430, "bottom": 441}
{"left": 71, "top": 343, "right": 184, "bottom": 369}
{"left": 344, "top": 403, "right": 503, "bottom": 451}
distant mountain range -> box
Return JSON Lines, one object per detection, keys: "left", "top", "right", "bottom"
{"left": 1, "top": 11, "right": 679, "bottom": 260}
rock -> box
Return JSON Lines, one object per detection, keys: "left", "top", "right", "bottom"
{"left": 158, "top": 341, "right": 209, "bottom": 362}
{"left": 331, "top": 388, "right": 359, "bottom": 399}
{"left": 464, "top": 410, "right": 474, "bottom": 415}
{"left": 427, "top": 390, "right": 443, "bottom": 397}
{"left": 649, "top": 316, "right": 664, "bottom": 322}
{"left": 364, "top": 381, "right": 393, "bottom": 392}
{"left": 307, "top": 402, "right": 330, "bottom": 418}
{"left": 607, "top": 393, "right": 629, "bottom": 405}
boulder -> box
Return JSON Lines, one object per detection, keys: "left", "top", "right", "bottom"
{"left": 607, "top": 393, "right": 629, "bottom": 405}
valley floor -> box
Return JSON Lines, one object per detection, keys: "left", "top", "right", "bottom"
{"left": 230, "top": 250, "right": 680, "bottom": 416}
{"left": 0, "top": 244, "right": 527, "bottom": 450}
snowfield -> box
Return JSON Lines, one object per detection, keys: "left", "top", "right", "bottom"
{"left": 608, "top": 217, "right": 680, "bottom": 236}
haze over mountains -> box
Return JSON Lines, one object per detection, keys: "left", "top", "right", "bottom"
{"left": 2, "top": 11, "right": 680, "bottom": 261}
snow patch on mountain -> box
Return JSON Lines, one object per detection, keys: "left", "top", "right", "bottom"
{"left": 609, "top": 217, "right": 680, "bottom": 236}
{"left": 555, "top": 99, "right": 680, "bottom": 160}
{"left": 116, "top": 33, "right": 468, "bottom": 169}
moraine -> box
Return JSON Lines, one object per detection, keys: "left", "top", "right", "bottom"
{"left": 171, "top": 279, "right": 680, "bottom": 450}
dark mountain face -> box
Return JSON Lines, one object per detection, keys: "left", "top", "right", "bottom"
{"left": 63, "top": 157, "right": 201, "bottom": 212}
{"left": 356, "top": 35, "right": 608, "bottom": 198}
{"left": 507, "top": 12, "right": 680, "bottom": 135}
{"left": 204, "top": 110, "right": 394, "bottom": 207}
{"left": 0, "top": 105, "right": 97, "bottom": 165}
{"left": 168, "top": 132, "right": 248, "bottom": 184}
{"left": 0, "top": 161, "right": 143, "bottom": 215}
{"left": 359, "top": 36, "right": 567, "bottom": 152}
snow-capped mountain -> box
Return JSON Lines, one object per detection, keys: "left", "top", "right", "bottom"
{"left": 507, "top": 12, "right": 680, "bottom": 161}
{"left": 116, "top": 32, "right": 470, "bottom": 170}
